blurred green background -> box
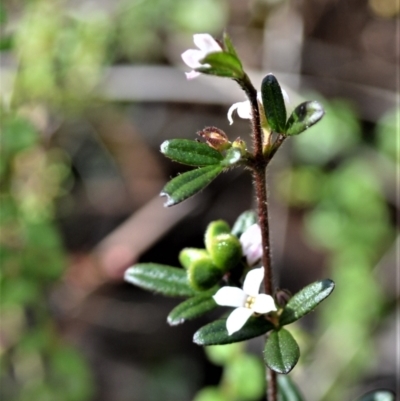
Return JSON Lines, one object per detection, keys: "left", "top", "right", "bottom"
{"left": 0, "top": 0, "right": 398, "bottom": 400}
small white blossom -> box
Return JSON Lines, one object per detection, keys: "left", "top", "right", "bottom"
{"left": 240, "top": 224, "right": 263, "bottom": 266}
{"left": 213, "top": 267, "right": 277, "bottom": 335}
{"left": 181, "top": 34, "right": 222, "bottom": 80}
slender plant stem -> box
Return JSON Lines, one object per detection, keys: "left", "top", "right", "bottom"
{"left": 239, "top": 74, "right": 276, "bottom": 401}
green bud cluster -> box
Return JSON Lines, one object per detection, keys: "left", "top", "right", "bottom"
{"left": 179, "top": 220, "right": 242, "bottom": 291}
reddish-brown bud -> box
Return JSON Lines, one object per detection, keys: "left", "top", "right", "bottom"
{"left": 197, "top": 126, "right": 231, "bottom": 151}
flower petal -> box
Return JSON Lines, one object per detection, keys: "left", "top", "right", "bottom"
{"left": 227, "top": 103, "right": 239, "bottom": 125}
{"left": 185, "top": 70, "right": 201, "bottom": 80}
{"left": 193, "top": 33, "right": 221, "bottom": 53}
{"left": 281, "top": 88, "right": 290, "bottom": 105}
{"left": 243, "top": 267, "right": 264, "bottom": 297}
{"left": 240, "top": 224, "right": 263, "bottom": 266}
{"left": 252, "top": 294, "right": 277, "bottom": 314}
{"left": 236, "top": 100, "right": 252, "bottom": 119}
{"left": 213, "top": 287, "right": 247, "bottom": 307}
{"left": 181, "top": 49, "right": 205, "bottom": 69}
{"left": 226, "top": 307, "right": 254, "bottom": 335}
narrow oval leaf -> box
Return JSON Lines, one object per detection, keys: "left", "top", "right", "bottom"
{"left": 261, "top": 74, "right": 287, "bottom": 133}
{"left": 160, "top": 139, "right": 223, "bottom": 166}
{"left": 279, "top": 279, "right": 335, "bottom": 326}
{"left": 193, "top": 316, "right": 274, "bottom": 346}
{"left": 167, "top": 288, "right": 218, "bottom": 326}
{"left": 263, "top": 328, "right": 300, "bottom": 374}
{"left": 277, "top": 375, "right": 305, "bottom": 401}
{"left": 199, "top": 52, "right": 244, "bottom": 79}
{"left": 161, "top": 165, "right": 223, "bottom": 206}
{"left": 124, "top": 263, "right": 197, "bottom": 297}
{"left": 355, "top": 390, "right": 395, "bottom": 401}
{"left": 285, "top": 101, "right": 325, "bottom": 136}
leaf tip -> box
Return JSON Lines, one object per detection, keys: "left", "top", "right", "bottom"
{"left": 160, "top": 191, "right": 174, "bottom": 207}
{"left": 160, "top": 140, "right": 170, "bottom": 154}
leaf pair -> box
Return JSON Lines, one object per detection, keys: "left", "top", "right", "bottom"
{"left": 124, "top": 263, "right": 220, "bottom": 324}
{"left": 261, "top": 74, "right": 324, "bottom": 136}
{"left": 160, "top": 139, "right": 243, "bottom": 206}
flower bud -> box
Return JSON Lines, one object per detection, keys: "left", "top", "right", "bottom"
{"left": 188, "top": 256, "right": 222, "bottom": 291}
{"left": 274, "top": 288, "right": 292, "bottom": 308}
{"left": 204, "top": 220, "right": 231, "bottom": 253}
{"left": 208, "top": 233, "right": 242, "bottom": 272}
{"left": 232, "top": 137, "right": 247, "bottom": 154}
{"left": 197, "top": 126, "right": 231, "bottom": 151}
{"left": 179, "top": 248, "right": 209, "bottom": 270}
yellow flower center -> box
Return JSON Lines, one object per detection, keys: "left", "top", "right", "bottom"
{"left": 245, "top": 296, "right": 256, "bottom": 309}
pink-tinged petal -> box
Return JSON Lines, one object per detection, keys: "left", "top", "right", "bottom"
{"left": 181, "top": 49, "right": 204, "bottom": 69}
{"left": 226, "top": 307, "right": 254, "bottom": 335}
{"left": 243, "top": 267, "right": 264, "bottom": 297}
{"left": 240, "top": 224, "right": 262, "bottom": 266}
{"left": 245, "top": 244, "right": 263, "bottom": 266}
{"left": 193, "top": 33, "right": 221, "bottom": 53}
{"left": 213, "top": 286, "right": 247, "bottom": 307}
{"left": 236, "top": 100, "right": 252, "bottom": 119}
{"left": 252, "top": 294, "right": 277, "bottom": 314}
{"left": 185, "top": 70, "right": 201, "bottom": 80}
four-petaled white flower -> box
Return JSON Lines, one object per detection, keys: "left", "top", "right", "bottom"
{"left": 181, "top": 34, "right": 222, "bottom": 80}
{"left": 227, "top": 86, "right": 290, "bottom": 125}
{"left": 213, "top": 267, "right": 277, "bottom": 335}
{"left": 240, "top": 223, "right": 263, "bottom": 266}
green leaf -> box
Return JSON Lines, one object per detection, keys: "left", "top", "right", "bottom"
{"left": 193, "top": 316, "right": 274, "bottom": 345}
{"left": 261, "top": 74, "right": 287, "bottom": 133}
{"left": 223, "top": 32, "right": 241, "bottom": 61}
{"left": 279, "top": 279, "right": 335, "bottom": 326}
{"left": 231, "top": 210, "right": 257, "bottom": 237}
{"left": 220, "top": 147, "right": 242, "bottom": 167}
{"left": 263, "top": 328, "right": 300, "bottom": 374}
{"left": 356, "top": 390, "right": 395, "bottom": 401}
{"left": 160, "top": 139, "right": 223, "bottom": 166}
{"left": 161, "top": 165, "right": 223, "bottom": 206}
{"left": 285, "top": 101, "right": 325, "bottom": 136}
{"left": 124, "top": 263, "right": 197, "bottom": 297}
{"left": 167, "top": 288, "right": 218, "bottom": 326}
{"left": 277, "top": 375, "right": 305, "bottom": 401}
{"left": 199, "top": 52, "right": 244, "bottom": 79}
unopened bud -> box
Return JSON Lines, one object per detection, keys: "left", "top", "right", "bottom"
{"left": 232, "top": 137, "right": 247, "bottom": 154}
{"left": 198, "top": 126, "right": 231, "bottom": 151}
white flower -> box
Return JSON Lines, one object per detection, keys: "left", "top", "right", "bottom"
{"left": 181, "top": 34, "right": 222, "bottom": 80}
{"left": 213, "top": 267, "right": 277, "bottom": 335}
{"left": 240, "top": 224, "right": 263, "bottom": 266}
{"left": 227, "top": 93, "right": 261, "bottom": 125}
{"left": 227, "top": 85, "right": 290, "bottom": 125}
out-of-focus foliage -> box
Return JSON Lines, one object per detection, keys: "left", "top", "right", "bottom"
{"left": 194, "top": 343, "right": 265, "bottom": 401}
{"left": 0, "top": 112, "right": 93, "bottom": 401}
{"left": 1, "top": 0, "right": 230, "bottom": 399}
{"left": 115, "top": 0, "right": 227, "bottom": 61}
{"left": 276, "top": 99, "right": 396, "bottom": 401}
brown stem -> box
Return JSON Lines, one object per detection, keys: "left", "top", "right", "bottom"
{"left": 238, "top": 74, "right": 276, "bottom": 401}
{"left": 267, "top": 369, "right": 278, "bottom": 401}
